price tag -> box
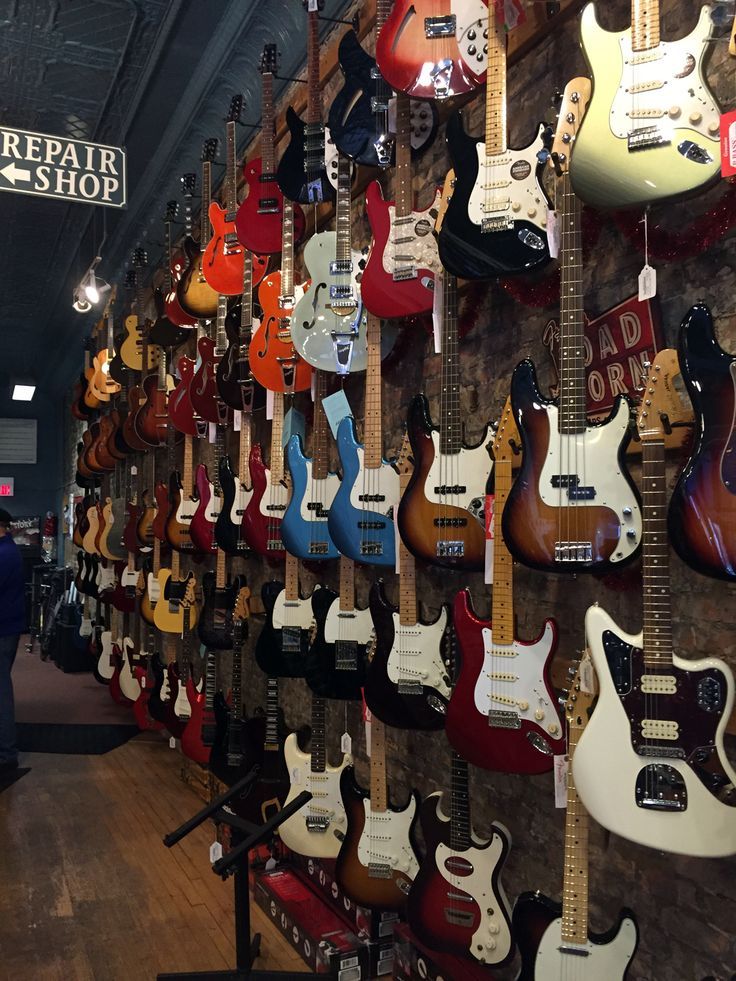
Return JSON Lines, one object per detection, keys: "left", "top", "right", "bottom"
{"left": 394, "top": 508, "right": 401, "bottom": 573}
{"left": 283, "top": 407, "right": 306, "bottom": 448}
{"left": 308, "top": 0, "right": 318, "bottom": 10}
{"left": 168, "top": 736, "right": 176, "bottom": 749}
{"left": 554, "top": 755, "right": 568, "bottom": 808}
{"left": 233, "top": 409, "right": 242, "bottom": 432}
{"left": 579, "top": 653, "right": 595, "bottom": 694}
{"left": 361, "top": 689, "right": 372, "bottom": 757}
{"left": 720, "top": 109, "right": 736, "bottom": 178}
{"left": 341, "top": 732, "right": 352, "bottom": 755}
{"left": 310, "top": 371, "right": 316, "bottom": 402}
{"left": 322, "top": 389, "right": 352, "bottom": 439}
{"left": 484, "top": 494, "right": 495, "bottom": 585}
{"left": 209, "top": 841, "right": 223, "bottom": 864}
{"left": 638, "top": 263, "right": 657, "bottom": 301}
{"left": 432, "top": 269, "right": 444, "bottom": 354}
{"left": 497, "top": 0, "right": 526, "bottom": 29}
{"left": 208, "top": 422, "right": 217, "bottom": 444}
{"left": 546, "top": 208, "right": 559, "bottom": 259}
{"left": 266, "top": 388, "right": 274, "bottom": 421}
{"left": 140, "top": 676, "right": 146, "bottom": 689}
{"left": 387, "top": 96, "right": 397, "bottom": 135}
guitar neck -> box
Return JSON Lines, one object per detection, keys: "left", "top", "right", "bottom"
{"left": 376, "top": 0, "right": 391, "bottom": 30}
{"left": 398, "top": 466, "right": 417, "bottom": 625}
{"left": 631, "top": 0, "right": 660, "bottom": 50}
{"left": 265, "top": 676, "right": 280, "bottom": 751}
{"left": 449, "top": 752, "right": 471, "bottom": 850}
{"left": 338, "top": 555, "right": 355, "bottom": 612}
{"left": 231, "top": 635, "right": 244, "bottom": 721}
{"left": 153, "top": 536, "right": 161, "bottom": 577}
{"left": 394, "top": 94, "right": 412, "bottom": 218}
{"left": 310, "top": 696, "right": 327, "bottom": 773}
{"left": 270, "top": 392, "right": 285, "bottom": 485}
{"left": 312, "top": 371, "right": 329, "bottom": 479}
{"left": 558, "top": 173, "right": 586, "bottom": 434}
{"left": 335, "top": 153, "right": 352, "bottom": 263}
{"left": 204, "top": 651, "right": 217, "bottom": 713}
{"left": 641, "top": 436, "right": 672, "bottom": 668}
{"left": 225, "top": 120, "right": 237, "bottom": 214}
{"left": 200, "top": 160, "right": 212, "bottom": 247}
{"left": 439, "top": 274, "right": 461, "bottom": 455}
{"left": 284, "top": 551, "right": 299, "bottom": 603}
{"left": 281, "top": 199, "right": 295, "bottom": 298}
{"left": 363, "top": 314, "right": 382, "bottom": 469}
{"left": 490, "top": 458, "right": 514, "bottom": 644}
{"left": 561, "top": 722, "right": 590, "bottom": 946}
{"left": 183, "top": 434, "right": 194, "bottom": 501}
{"left": 238, "top": 414, "right": 252, "bottom": 477}
{"left": 172, "top": 548, "right": 181, "bottom": 580}
{"left": 484, "top": 7, "right": 507, "bottom": 155}
{"left": 215, "top": 295, "right": 228, "bottom": 356}
{"left": 306, "top": 8, "right": 321, "bottom": 124}
{"left": 262, "top": 71, "right": 276, "bottom": 175}
{"left": 215, "top": 548, "right": 227, "bottom": 590}
{"left": 369, "top": 715, "right": 388, "bottom": 813}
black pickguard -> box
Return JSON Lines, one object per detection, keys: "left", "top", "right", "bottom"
{"left": 276, "top": 107, "right": 335, "bottom": 206}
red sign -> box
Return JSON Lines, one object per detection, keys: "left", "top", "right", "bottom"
{"left": 721, "top": 109, "right": 736, "bottom": 179}
{"left": 542, "top": 294, "right": 663, "bottom": 418}
{"left": 0, "top": 483, "right": 12, "bottom": 497}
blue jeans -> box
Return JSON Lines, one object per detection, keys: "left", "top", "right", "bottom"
{"left": 0, "top": 634, "right": 19, "bottom": 764}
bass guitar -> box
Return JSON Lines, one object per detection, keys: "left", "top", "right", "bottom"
{"left": 573, "top": 352, "right": 736, "bottom": 858}
{"left": 165, "top": 435, "right": 197, "bottom": 552}
{"left": 215, "top": 411, "right": 254, "bottom": 556}
{"left": 168, "top": 356, "right": 198, "bottom": 438}
{"left": 177, "top": 140, "right": 220, "bottom": 320}
{"left": 243, "top": 392, "right": 287, "bottom": 560}
{"left": 254, "top": 553, "right": 315, "bottom": 679}
{"left": 189, "top": 309, "right": 231, "bottom": 428}
{"left": 190, "top": 460, "right": 221, "bottom": 555}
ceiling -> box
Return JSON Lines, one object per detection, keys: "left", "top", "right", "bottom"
{"left": 0, "top": 0, "right": 352, "bottom": 397}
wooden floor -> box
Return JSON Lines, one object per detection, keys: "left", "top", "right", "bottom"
{"left": 0, "top": 734, "right": 310, "bottom": 980}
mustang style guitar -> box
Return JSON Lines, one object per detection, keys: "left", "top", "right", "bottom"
{"left": 407, "top": 753, "right": 513, "bottom": 966}
{"left": 336, "top": 715, "right": 420, "bottom": 911}
{"left": 361, "top": 94, "right": 441, "bottom": 321}
{"left": 198, "top": 548, "right": 245, "bottom": 650}
{"left": 279, "top": 696, "right": 351, "bottom": 859}
{"left": 152, "top": 201, "right": 194, "bottom": 345}
{"left": 573, "top": 352, "right": 736, "bottom": 858}
{"left": 254, "top": 553, "right": 316, "bottom": 679}
{"left": 276, "top": 0, "right": 335, "bottom": 205}
{"left": 243, "top": 392, "right": 287, "bottom": 559}
{"left": 291, "top": 153, "right": 369, "bottom": 375}
{"left": 514, "top": 663, "right": 639, "bottom": 979}
{"left": 282, "top": 371, "right": 340, "bottom": 561}
{"left": 177, "top": 140, "right": 220, "bottom": 320}
{"left": 447, "top": 398, "right": 564, "bottom": 773}
{"left": 329, "top": 314, "right": 400, "bottom": 568}
{"left": 236, "top": 45, "right": 306, "bottom": 254}
{"left": 438, "top": 6, "right": 551, "bottom": 279}
{"left": 503, "top": 79, "right": 642, "bottom": 573}
{"left": 668, "top": 303, "right": 736, "bottom": 581}
{"left": 376, "top": 0, "right": 488, "bottom": 100}
{"left": 570, "top": 1, "right": 721, "bottom": 209}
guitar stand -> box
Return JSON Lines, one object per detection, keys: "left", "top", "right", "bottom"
{"left": 158, "top": 768, "right": 312, "bottom": 981}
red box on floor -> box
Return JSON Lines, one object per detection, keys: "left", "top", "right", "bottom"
{"left": 392, "top": 922, "right": 498, "bottom": 980}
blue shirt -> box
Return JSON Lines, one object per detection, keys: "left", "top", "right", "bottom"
{"left": 0, "top": 534, "right": 25, "bottom": 636}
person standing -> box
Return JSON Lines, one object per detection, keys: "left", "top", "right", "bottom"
{"left": 0, "top": 509, "right": 25, "bottom": 773}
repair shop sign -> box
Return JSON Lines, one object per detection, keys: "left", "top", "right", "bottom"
{"left": 0, "top": 126, "right": 126, "bottom": 208}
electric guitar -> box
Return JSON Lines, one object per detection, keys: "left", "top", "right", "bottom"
{"left": 165, "top": 174, "right": 200, "bottom": 328}
{"left": 276, "top": 0, "right": 336, "bottom": 206}
{"left": 514, "top": 663, "right": 640, "bottom": 979}
{"left": 376, "top": 0, "right": 488, "bottom": 100}
{"left": 502, "top": 79, "right": 642, "bottom": 573}
{"left": 189, "top": 306, "right": 231, "bottom": 428}
{"left": 119, "top": 252, "right": 160, "bottom": 374}
{"left": 361, "top": 93, "right": 440, "bottom": 320}
{"left": 573, "top": 351, "right": 736, "bottom": 858}
{"left": 147, "top": 646, "right": 187, "bottom": 740}
{"left": 335, "top": 715, "right": 420, "bottom": 911}
{"left": 165, "top": 435, "right": 197, "bottom": 552}
{"left": 438, "top": 5, "right": 551, "bottom": 279}
{"left": 215, "top": 408, "right": 254, "bottom": 556}
{"left": 177, "top": 140, "right": 220, "bottom": 320}
{"left": 447, "top": 397, "right": 564, "bottom": 773}
{"left": 152, "top": 200, "right": 195, "bottom": 344}
{"left": 668, "top": 303, "right": 736, "bottom": 581}
{"left": 140, "top": 517, "right": 165, "bottom": 627}
{"left": 215, "top": 250, "right": 256, "bottom": 411}
{"left": 168, "top": 355, "right": 198, "bottom": 438}
{"left": 190, "top": 460, "right": 221, "bottom": 555}
{"left": 181, "top": 649, "right": 212, "bottom": 766}
{"left": 153, "top": 547, "right": 199, "bottom": 634}
{"left": 198, "top": 548, "right": 245, "bottom": 651}
{"left": 570, "top": 1, "right": 721, "bottom": 209}
{"left": 254, "top": 553, "right": 316, "bottom": 679}
{"left": 236, "top": 45, "right": 306, "bottom": 254}
{"left": 407, "top": 753, "right": 513, "bottom": 966}
{"left": 282, "top": 370, "right": 340, "bottom": 561}
{"left": 243, "top": 392, "right": 288, "bottom": 559}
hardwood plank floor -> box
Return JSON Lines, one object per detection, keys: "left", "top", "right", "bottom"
{"left": 0, "top": 734, "right": 310, "bottom": 980}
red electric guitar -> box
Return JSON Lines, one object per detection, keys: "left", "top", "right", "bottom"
{"left": 189, "top": 298, "right": 231, "bottom": 427}
{"left": 243, "top": 391, "right": 287, "bottom": 559}
{"left": 189, "top": 452, "right": 222, "bottom": 556}
{"left": 180, "top": 649, "right": 215, "bottom": 767}
{"left": 168, "top": 355, "right": 198, "bottom": 437}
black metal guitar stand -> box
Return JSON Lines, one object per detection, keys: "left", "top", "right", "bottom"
{"left": 157, "top": 767, "right": 312, "bottom": 981}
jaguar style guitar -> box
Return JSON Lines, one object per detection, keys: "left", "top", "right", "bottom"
{"left": 669, "top": 303, "right": 736, "bottom": 581}
{"left": 376, "top": 0, "right": 488, "bottom": 100}
{"left": 165, "top": 435, "right": 197, "bottom": 552}
{"left": 152, "top": 200, "right": 194, "bottom": 345}
{"left": 177, "top": 140, "right": 220, "bottom": 320}
{"left": 198, "top": 548, "right": 246, "bottom": 650}
{"left": 279, "top": 696, "right": 351, "bottom": 859}
{"left": 407, "top": 753, "right": 513, "bottom": 967}
{"left": 236, "top": 45, "right": 306, "bottom": 254}
{"left": 365, "top": 435, "right": 451, "bottom": 730}
{"left": 254, "top": 553, "right": 316, "bottom": 679}
{"left": 329, "top": 314, "right": 400, "bottom": 568}
{"left": 336, "top": 715, "right": 420, "bottom": 911}
{"left": 361, "top": 93, "right": 440, "bottom": 320}
{"left": 502, "top": 79, "right": 642, "bottom": 573}
{"left": 282, "top": 371, "right": 340, "bottom": 561}
{"left": 438, "top": 5, "right": 551, "bottom": 279}
{"left": 447, "top": 398, "right": 564, "bottom": 773}
{"left": 243, "top": 392, "right": 287, "bottom": 560}
{"left": 570, "top": 1, "right": 721, "bottom": 209}
{"left": 153, "top": 548, "right": 199, "bottom": 634}
{"left": 276, "top": 0, "right": 335, "bottom": 205}
{"left": 215, "top": 410, "right": 254, "bottom": 556}
{"left": 573, "top": 352, "right": 736, "bottom": 858}
{"left": 291, "top": 153, "right": 369, "bottom": 375}
{"left": 514, "top": 663, "right": 639, "bottom": 979}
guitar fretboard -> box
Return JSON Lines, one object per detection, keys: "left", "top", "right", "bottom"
{"left": 369, "top": 714, "right": 388, "bottom": 813}
{"left": 306, "top": 8, "right": 321, "bottom": 124}
{"left": 204, "top": 652, "right": 217, "bottom": 713}
{"left": 394, "top": 94, "right": 412, "bottom": 218}
{"left": 310, "top": 696, "right": 327, "bottom": 773}
{"left": 631, "top": 0, "right": 661, "bottom": 50}
{"left": 215, "top": 294, "right": 228, "bottom": 356}
{"left": 641, "top": 437, "right": 672, "bottom": 668}
{"left": 284, "top": 551, "right": 299, "bottom": 603}
{"left": 312, "top": 371, "right": 329, "bottom": 480}
{"left": 265, "top": 677, "right": 280, "bottom": 751}
{"left": 335, "top": 153, "right": 352, "bottom": 263}
{"left": 225, "top": 120, "right": 237, "bottom": 214}
{"left": 484, "top": 7, "right": 507, "bottom": 156}
{"left": 561, "top": 722, "right": 590, "bottom": 946}
{"left": 231, "top": 634, "right": 243, "bottom": 721}
{"left": 398, "top": 464, "right": 418, "bottom": 626}
{"left": 338, "top": 554, "right": 355, "bottom": 613}
{"left": 281, "top": 199, "right": 295, "bottom": 299}
{"left": 269, "top": 392, "right": 285, "bottom": 485}
{"left": 491, "top": 459, "right": 514, "bottom": 645}
{"left": 363, "top": 314, "right": 382, "bottom": 469}
{"left": 200, "top": 160, "right": 212, "bottom": 247}
{"left": 262, "top": 70, "right": 276, "bottom": 176}
{"left": 439, "top": 274, "right": 461, "bottom": 455}
{"left": 449, "top": 752, "right": 471, "bottom": 851}
{"left": 558, "top": 173, "right": 586, "bottom": 435}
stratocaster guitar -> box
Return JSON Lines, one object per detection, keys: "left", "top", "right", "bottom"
{"left": 165, "top": 435, "right": 197, "bottom": 553}
{"left": 502, "top": 79, "right": 642, "bottom": 573}
{"left": 573, "top": 352, "right": 736, "bottom": 858}
{"left": 570, "top": 1, "right": 721, "bottom": 209}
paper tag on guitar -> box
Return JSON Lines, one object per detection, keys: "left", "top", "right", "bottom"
{"left": 432, "top": 269, "right": 444, "bottom": 353}
{"left": 233, "top": 409, "right": 242, "bottom": 432}
{"left": 484, "top": 494, "right": 495, "bottom": 585}
{"left": 209, "top": 841, "right": 223, "bottom": 864}
{"left": 341, "top": 732, "right": 352, "bottom": 755}
{"left": 168, "top": 736, "right": 176, "bottom": 749}
{"left": 266, "top": 388, "right": 274, "bottom": 421}
{"left": 638, "top": 263, "right": 657, "bottom": 301}
{"left": 322, "top": 390, "right": 352, "bottom": 439}
{"left": 546, "top": 209, "right": 559, "bottom": 258}
{"left": 579, "top": 652, "right": 596, "bottom": 694}
{"left": 208, "top": 422, "right": 217, "bottom": 444}
{"left": 720, "top": 109, "right": 736, "bottom": 178}
{"left": 554, "top": 755, "right": 568, "bottom": 808}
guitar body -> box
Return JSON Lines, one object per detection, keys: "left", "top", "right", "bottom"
{"left": 438, "top": 111, "right": 551, "bottom": 279}
{"left": 328, "top": 415, "right": 399, "bottom": 568}
{"left": 215, "top": 455, "right": 252, "bottom": 556}
{"left": 122, "top": 502, "right": 141, "bottom": 554}
{"left": 190, "top": 337, "right": 228, "bottom": 426}
{"left": 250, "top": 270, "right": 312, "bottom": 393}
{"left": 189, "top": 464, "right": 219, "bottom": 554}
{"left": 216, "top": 302, "right": 252, "bottom": 410}
{"left": 202, "top": 202, "right": 245, "bottom": 296}
{"left": 254, "top": 581, "right": 313, "bottom": 678}
{"left": 304, "top": 588, "right": 368, "bottom": 700}
{"left": 502, "top": 359, "right": 641, "bottom": 572}
{"left": 163, "top": 249, "right": 197, "bottom": 326}
{"left": 136, "top": 491, "right": 156, "bottom": 549}
{"left": 118, "top": 638, "right": 141, "bottom": 702}
{"left": 81, "top": 502, "right": 101, "bottom": 555}
{"left": 177, "top": 237, "right": 219, "bottom": 319}
{"left": 151, "top": 285, "right": 192, "bottom": 346}
{"left": 119, "top": 315, "right": 158, "bottom": 372}
{"left": 364, "top": 579, "right": 449, "bottom": 730}
{"left": 398, "top": 394, "right": 490, "bottom": 571}
{"left": 135, "top": 375, "right": 167, "bottom": 446}
{"left": 106, "top": 410, "right": 129, "bottom": 461}
{"left": 335, "top": 766, "right": 420, "bottom": 911}
{"left": 447, "top": 590, "right": 563, "bottom": 773}
{"left": 571, "top": 4, "right": 720, "bottom": 210}
{"left": 165, "top": 471, "right": 196, "bottom": 553}
{"left": 147, "top": 661, "right": 187, "bottom": 739}
{"left": 122, "top": 387, "right": 154, "bottom": 451}
{"left": 153, "top": 570, "right": 199, "bottom": 633}
{"left": 243, "top": 445, "right": 286, "bottom": 560}
{"left": 291, "top": 232, "right": 369, "bottom": 374}
{"left": 408, "top": 792, "right": 513, "bottom": 965}
{"left": 512, "top": 892, "right": 638, "bottom": 980}
{"left": 376, "top": 0, "right": 488, "bottom": 100}
{"left": 168, "top": 356, "right": 198, "bottom": 437}
{"left": 96, "top": 629, "right": 115, "bottom": 682}
{"left": 573, "top": 604, "right": 736, "bottom": 857}
{"left": 362, "top": 181, "right": 440, "bottom": 320}
{"left": 669, "top": 303, "right": 736, "bottom": 580}
{"left": 181, "top": 678, "right": 212, "bottom": 765}
{"left": 276, "top": 106, "right": 335, "bottom": 206}
{"left": 107, "top": 562, "right": 135, "bottom": 614}
{"left": 198, "top": 572, "right": 246, "bottom": 650}
{"left": 93, "top": 416, "right": 118, "bottom": 472}
{"left": 282, "top": 433, "right": 340, "bottom": 561}
{"left": 236, "top": 156, "right": 306, "bottom": 254}
{"left": 131, "top": 665, "right": 165, "bottom": 732}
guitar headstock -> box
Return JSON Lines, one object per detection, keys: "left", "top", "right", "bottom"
{"left": 123, "top": 269, "right": 136, "bottom": 290}
{"left": 394, "top": 430, "right": 414, "bottom": 477}
{"left": 435, "top": 169, "right": 455, "bottom": 234}
{"left": 491, "top": 396, "right": 520, "bottom": 462}
{"left": 180, "top": 173, "right": 196, "bottom": 199}
{"left": 164, "top": 199, "right": 178, "bottom": 223}
{"left": 202, "top": 138, "right": 219, "bottom": 163}
{"left": 260, "top": 43, "right": 278, "bottom": 75}
{"left": 564, "top": 658, "right": 595, "bottom": 730}
{"left": 636, "top": 349, "right": 687, "bottom": 440}
{"left": 132, "top": 247, "right": 148, "bottom": 270}
{"left": 227, "top": 94, "right": 243, "bottom": 124}
{"left": 550, "top": 77, "right": 591, "bottom": 175}
{"left": 302, "top": 0, "right": 325, "bottom": 10}
{"left": 233, "top": 584, "right": 252, "bottom": 622}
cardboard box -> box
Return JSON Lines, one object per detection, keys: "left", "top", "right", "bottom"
{"left": 392, "top": 922, "right": 498, "bottom": 981}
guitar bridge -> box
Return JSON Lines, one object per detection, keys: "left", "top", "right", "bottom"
{"left": 368, "top": 862, "right": 392, "bottom": 878}
{"left": 554, "top": 541, "right": 592, "bottom": 563}
{"left": 305, "top": 815, "right": 330, "bottom": 832}
{"left": 482, "top": 216, "right": 513, "bottom": 233}
{"left": 627, "top": 125, "right": 670, "bottom": 152}
{"left": 281, "top": 626, "right": 301, "bottom": 653}
{"left": 488, "top": 710, "right": 521, "bottom": 730}
{"left": 436, "top": 540, "right": 464, "bottom": 558}
{"left": 635, "top": 764, "right": 687, "bottom": 811}
{"left": 360, "top": 542, "right": 383, "bottom": 556}
{"left": 335, "top": 640, "right": 358, "bottom": 671}
{"left": 308, "top": 542, "right": 329, "bottom": 555}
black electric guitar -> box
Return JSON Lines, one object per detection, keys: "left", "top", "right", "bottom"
{"left": 197, "top": 548, "right": 246, "bottom": 650}
{"left": 254, "top": 553, "right": 314, "bottom": 679}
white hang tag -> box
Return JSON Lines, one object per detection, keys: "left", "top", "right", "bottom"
{"left": 362, "top": 695, "right": 372, "bottom": 758}
{"left": 322, "top": 389, "right": 353, "bottom": 439}
{"left": 310, "top": 371, "right": 316, "bottom": 402}
{"left": 394, "top": 509, "right": 401, "bottom": 573}
{"left": 638, "top": 263, "right": 657, "bottom": 301}
{"left": 233, "top": 409, "right": 242, "bottom": 432}
{"left": 579, "top": 653, "right": 595, "bottom": 694}
{"left": 209, "top": 841, "right": 223, "bottom": 864}
{"left": 340, "top": 731, "right": 352, "bottom": 755}
{"left": 553, "top": 755, "right": 568, "bottom": 808}
{"left": 208, "top": 422, "right": 217, "bottom": 444}
{"left": 140, "top": 675, "right": 146, "bottom": 689}
{"left": 546, "top": 209, "right": 560, "bottom": 259}
{"left": 308, "top": 0, "right": 318, "bottom": 9}
{"left": 387, "top": 96, "right": 398, "bottom": 135}
{"left": 432, "top": 269, "right": 444, "bottom": 354}
{"left": 131, "top": 465, "right": 138, "bottom": 476}
{"left": 484, "top": 494, "right": 495, "bottom": 585}
{"left": 265, "top": 856, "right": 278, "bottom": 871}
{"left": 168, "top": 736, "right": 176, "bottom": 750}
{"left": 266, "top": 388, "right": 275, "bottom": 421}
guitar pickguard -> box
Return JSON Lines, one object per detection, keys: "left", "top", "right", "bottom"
{"left": 467, "top": 139, "right": 548, "bottom": 241}
{"left": 356, "top": 797, "right": 420, "bottom": 879}
{"left": 379, "top": 195, "right": 441, "bottom": 282}
{"left": 386, "top": 609, "right": 451, "bottom": 696}
{"left": 534, "top": 915, "right": 638, "bottom": 979}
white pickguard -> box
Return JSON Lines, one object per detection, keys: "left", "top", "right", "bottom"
{"left": 435, "top": 834, "right": 512, "bottom": 965}
{"left": 473, "top": 622, "right": 561, "bottom": 741}
{"left": 423, "top": 434, "right": 490, "bottom": 520}
{"left": 379, "top": 195, "right": 441, "bottom": 280}
{"left": 538, "top": 400, "right": 641, "bottom": 562}
{"left": 347, "top": 449, "right": 400, "bottom": 519}
{"left": 386, "top": 609, "right": 451, "bottom": 696}
{"left": 119, "top": 640, "right": 140, "bottom": 702}
{"left": 455, "top": 0, "right": 490, "bottom": 75}
{"left": 160, "top": 671, "right": 171, "bottom": 703}
{"left": 146, "top": 573, "right": 161, "bottom": 605}
{"left": 79, "top": 616, "right": 93, "bottom": 638}
{"left": 534, "top": 914, "right": 638, "bottom": 980}
{"left": 271, "top": 587, "right": 319, "bottom": 633}
{"left": 609, "top": 9, "right": 719, "bottom": 147}
{"left": 174, "top": 681, "right": 191, "bottom": 721}
{"left": 573, "top": 604, "right": 736, "bottom": 858}
{"left": 97, "top": 631, "right": 114, "bottom": 680}
{"left": 98, "top": 566, "right": 116, "bottom": 592}
{"left": 259, "top": 469, "right": 290, "bottom": 521}
{"left": 467, "top": 137, "right": 548, "bottom": 234}
{"left": 279, "top": 732, "right": 351, "bottom": 859}
{"left": 297, "top": 464, "right": 340, "bottom": 525}
{"left": 323, "top": 599, "right": 373, "bottom": 646}
{"left": 356, "top": 797, "right": 419, "bottom": 878}
{"left": 229, "top": 477, "right": 253, "bottom": 526}
{"left": 175, "top": 495, "right": 195, "bottom": 525}
{"left": 201, "top": 480, "right": 220, "bottom": 523}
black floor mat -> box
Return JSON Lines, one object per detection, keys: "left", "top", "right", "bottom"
{"left": 16, "top": 723, "right": 140, "bottom": 755}
{"left": 0, "top": 767, "right": 31, "bottom": 793}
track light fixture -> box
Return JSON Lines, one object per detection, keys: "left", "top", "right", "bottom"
{"left": 72, "top": 256, "right": 111, "bottom": 312}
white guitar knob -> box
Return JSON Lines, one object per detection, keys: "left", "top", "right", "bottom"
{"left": 689, "top": 111, "right": 702, "bottom": 125}
{"left": 486, "top": 940, "right": 497, "bottom": 951}
{"left": 668, "top": 106, "right": 681, "bottom": 119}
{"left": 489, "top": 923, "right": 500, "bottom": 935}
{"left": 518, "top": 700, "right": 529, "bottom": 712}
{"left": 511, "top": 202, "right": 521, "bottom": 213}
{"left": 548, "top": 723, "right": 559, "bottom": 736}
{"left": 527, "top": 208, "right": 536, "bottom": 219}
{"left": 708, "top": 121, "right": 720, "bottom": 135}
{"left": 534, "top": 708, "right": 545, "bottom": 721}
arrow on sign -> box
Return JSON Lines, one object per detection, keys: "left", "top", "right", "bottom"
{"left": 1, "top": 161, "right": 32, "bottom": 184}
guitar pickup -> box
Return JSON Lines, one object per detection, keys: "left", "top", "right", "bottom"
{"left": 358, "top": 520, "right": 386, "bottom": 530}
{"left": 370, "top": 97, "right": 389, "bottom": 112}
{"left": 434, "top": 484, "right": 466, "bottom": 495}
{"left": 330, "top": 259, "right": 353, "bottom": 275}
{"left": 267, "top": 539, "right": 284, "bottom": 550}
{"left": 433, "top": 517, "right": 467, "bottom": 527}
{"left": 258, "top": 197, "right": 278, "bottom": 211}
{"left": 329, "top": 285, "right": 355, "bottom": 301}
{"left": 424, "top": 14, "right": 456, "bottom": 36}
{"left": 482, "top": 216, "right": 513, "bottom": 233}
{"left": 393, "top": 267, "right": 417, "bottom": 282}
{"left": 224, "top": 232, "right": 240, "bottom": 245}
{"left": 358, "top": 493, "right": 386, "bottom": 502}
